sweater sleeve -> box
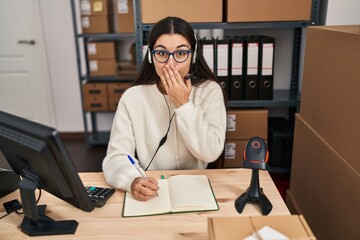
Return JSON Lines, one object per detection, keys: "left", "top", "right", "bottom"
{"left": 102, "top": 94, "right": 140, "bottom": 192}
{"left": 174, "top": 81, "right": 226, "bottom": 162}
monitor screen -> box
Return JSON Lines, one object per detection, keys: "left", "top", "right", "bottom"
{"left": 0, "top": 111, "right": 94, "bottom": 236}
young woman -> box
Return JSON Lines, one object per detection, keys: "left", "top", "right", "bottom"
{"left": 103, "top": 16, "right": 226, "bottom": 201}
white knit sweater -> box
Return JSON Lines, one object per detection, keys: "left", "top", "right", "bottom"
{"left": 102, "top": 80, "right": 226, "bottom": 192}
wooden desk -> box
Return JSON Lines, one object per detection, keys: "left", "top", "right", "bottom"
{"left": 0, "top": 169, "right": 290, "bottom": 239}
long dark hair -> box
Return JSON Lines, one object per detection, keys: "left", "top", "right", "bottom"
{"left": 133, "top": 16, "right": 219, "bottom": 87}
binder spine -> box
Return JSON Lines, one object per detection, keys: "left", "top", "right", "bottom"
{"left": 215, "top": 39, "right": 230, "bottom": 96}
{"left": 200, "top": 39, "right": 215, "bottom": 74}
{"left": 259, "top": 36, "right": 275, "bottom": 100}
{"left": 244, "top": 36, "right": 260, "bottom": 100}
{"left": 229, "top": 38, "right": 245, "bottom": 100}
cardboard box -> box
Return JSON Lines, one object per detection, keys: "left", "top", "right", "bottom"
{"left": 285, "top": 190, "right": 303, "bottom": 215}
{"left": 225, "top": 0, "right": 312, "bottom": 22}
{"left": 83, "top": 96, "right": 108, "bottom": 111}
{"left": 87, "top": 42, "right": 116, "bottom": 59}
{"left": 224, "top": 140, "right": 246, "bottom": 168}
{"left": 80, "top": 0, "right": 111, "bottom": 15}
{"left": 290, "top": 115, "right": 360, "bottom": 239}
{"left": 300, "top": 25, "right": 360, "bottom": 172}
{"left": 224, "top": 139, "right": 268, "bottom": 168}
{"left": 113, "top": 0, "right": 134, "bottom": 33}
{"left": 226, "top": 109, "right": 268, "bottom": 140}
{"left": 81, "top": 15, "right": 110, "bottom": 33}
{"left": 107, "top": 82, "right": 132, "bottom": 111}
{"left": 82, "top": 83, "right": 108, "bottom": 111}
{"left": 88, "top": 59, "right": 117, "bottom": 77}
{"left": 140, "top": 0, "right": 222, "bottom": 24}
{"left": 208, "top": 215, "right": 316, "bottom": 240}
{"left": 82, "top": 83, "right": 108, "bottom": 97}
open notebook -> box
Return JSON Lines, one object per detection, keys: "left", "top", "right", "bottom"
{"left": 122, "top": 175, "right": 219, "bottom": 217}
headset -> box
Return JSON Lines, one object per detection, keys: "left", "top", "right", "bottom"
{"left": 148, "top": 34, "right": 198, "bottom": 66}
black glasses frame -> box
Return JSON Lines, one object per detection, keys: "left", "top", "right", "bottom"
{"left": 151, "top": 49, "right": 192, "bottom": 63}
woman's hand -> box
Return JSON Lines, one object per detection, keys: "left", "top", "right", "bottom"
{"left": 160, "top": 64, "right": 192, "bottom": 108}
{"left": 130, "top": 177, "right": 159, "bottom": 201}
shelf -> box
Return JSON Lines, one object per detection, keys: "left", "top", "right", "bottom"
{"left": 77, "top": 33, "right": 135, "bottom": 41}
{"left": 85, "top": 131, "right": 110, "bottom": 146}
{"left": 81, "top": 74, "right": 137, "bottom": 82}
{"left": 141, "top": 21, "right": 315, "bottom": 32}
{"left": 227, "top": 90, "right": 300, "bottom": 108}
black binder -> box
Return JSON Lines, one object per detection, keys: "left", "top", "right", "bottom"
{"left": 215, "top": 39, "right": 230, "bottom": 95}
{"left": 259, "top": 36, "right": 275, "bottom": 100}
{"left": 244, "top": 36, "right": 260, "bottom": 100}
{"left": 229, "top": 37, "right": 245, "bottom": 100}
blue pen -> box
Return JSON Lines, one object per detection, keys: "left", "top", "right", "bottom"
{"left": 128, "top": 155, "right": 158, "bottom": 196}
{"left": 127, "top": 155, "right": 147, "bottom": 180}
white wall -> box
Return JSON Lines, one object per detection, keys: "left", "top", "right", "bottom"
{"left": 40, "top": 0, "right": 84, "bottom": 132}
{"left": 326, "top": 0, "right": 360, "bottom": 25}
{"left": 40, "top": 0, "right": 360, "bottom": 132}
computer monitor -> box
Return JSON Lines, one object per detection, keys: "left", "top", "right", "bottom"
{"left": 0, "top": 111, "right": 94, "bottom": 236}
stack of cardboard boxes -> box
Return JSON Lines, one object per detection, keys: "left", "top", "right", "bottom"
{"left": 82, "top": 82, "right": 132, "bottom": 112}
{"left": 287, "top": 25, "right": 360, "bottom": 239}
{"left": 224, "top": 109, "right": 268, "bottom": 168}
{"left": 80, "top": 0, "right": 134, "bottom": 33}
{"left": 87, "top": 42, "right": 117, "bottom": 77}
{"left": 80, "top": 0, "right": 112, "bottom": 33}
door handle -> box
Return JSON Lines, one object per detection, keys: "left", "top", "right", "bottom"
{"left": 17, "top": 40, "right": 36, "bottom": 45}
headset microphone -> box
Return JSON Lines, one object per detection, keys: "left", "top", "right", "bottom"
{"left": 185, "top": 72, "right": 194, "bottom": 80}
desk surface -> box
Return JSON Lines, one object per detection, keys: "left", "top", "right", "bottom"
{"left": 0, "top": 169, "right": 290, "bottom": 239}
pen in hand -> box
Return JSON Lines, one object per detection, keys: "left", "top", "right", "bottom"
{"left": 128, "top": 155, "right": 147, "bottom": 180}
{"left": 127, "top": 155, "right": 158, "bottom": 197}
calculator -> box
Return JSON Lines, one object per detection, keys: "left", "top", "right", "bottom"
{"left": 85, "top": 186, "right": 115, "bottom": 208}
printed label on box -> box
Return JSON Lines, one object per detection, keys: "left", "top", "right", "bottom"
{"left": 227, "top": 114, "right": 236, "bottom": 132}
{"left": 93, "top": 1, "right": 104, "bottom": 12}
{"left": 89, "top": 60, "right": 98, "bottom": 71}
{"left": 117, "top": 0, "right": 129, "bottom": 14}
{"left": 225, "top": 143, "right": 236, "bottom": 159}
{"left": 80, "top": 0, "right": 91, "bottom": 15}
{"left": 81, "top": 16, "right": 90, "bottom": 28}
{"left": 88, "top": 43, "right": 97, "bottom": 55}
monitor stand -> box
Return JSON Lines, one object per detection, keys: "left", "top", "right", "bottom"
{"left": 19, "top": 171, "right": 78, "bottom": 236}
{"left": 234, "top": 169, "right": 273, "bottom": 215}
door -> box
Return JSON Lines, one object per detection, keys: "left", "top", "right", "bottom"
{"left": 0, "top": 0, "right": 55, "bottom": 126}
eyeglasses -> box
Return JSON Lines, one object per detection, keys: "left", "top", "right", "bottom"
{"left": 151, "top": 49, "right": 192, "bottom": 63}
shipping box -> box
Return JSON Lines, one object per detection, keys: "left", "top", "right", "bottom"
{"left": 87, "top": 42, "right": 116, "bottom": 59}
{"left": 107, "top": 82, "right": 132, "bottom": 111}
{"left": 224, "top": 140, "right": 246, "bottom": 168}
{"left": 300, "top": 25, "right": 360, "bottom": 173}
{"left": 290, "top": 115, "right": 360, "bottom": 239}
{"left": 225, "top": 0, "right": 312, "bottom": 22}
{"left": 208, "top": 215, "right": 315, "bottom": 240}
{"left": 89, "top": 59, "right": 117, "bottom": 77}
{"left": 82, "top": 83, "right": 109, "bottom": 111}
{"left": 226, "top": 109, "right": 268, "bottom": 140}
{"left": 81, "top": 15, "right": 111, "bottom": 33}
{"left": 140, "top": 0, "right": 222, "bottom": 24}
{"left": 80, "top": 0, "right": 111, "bottom": 15}
{"left": 113, "top": 0, "right": 134, "bottom": 33}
